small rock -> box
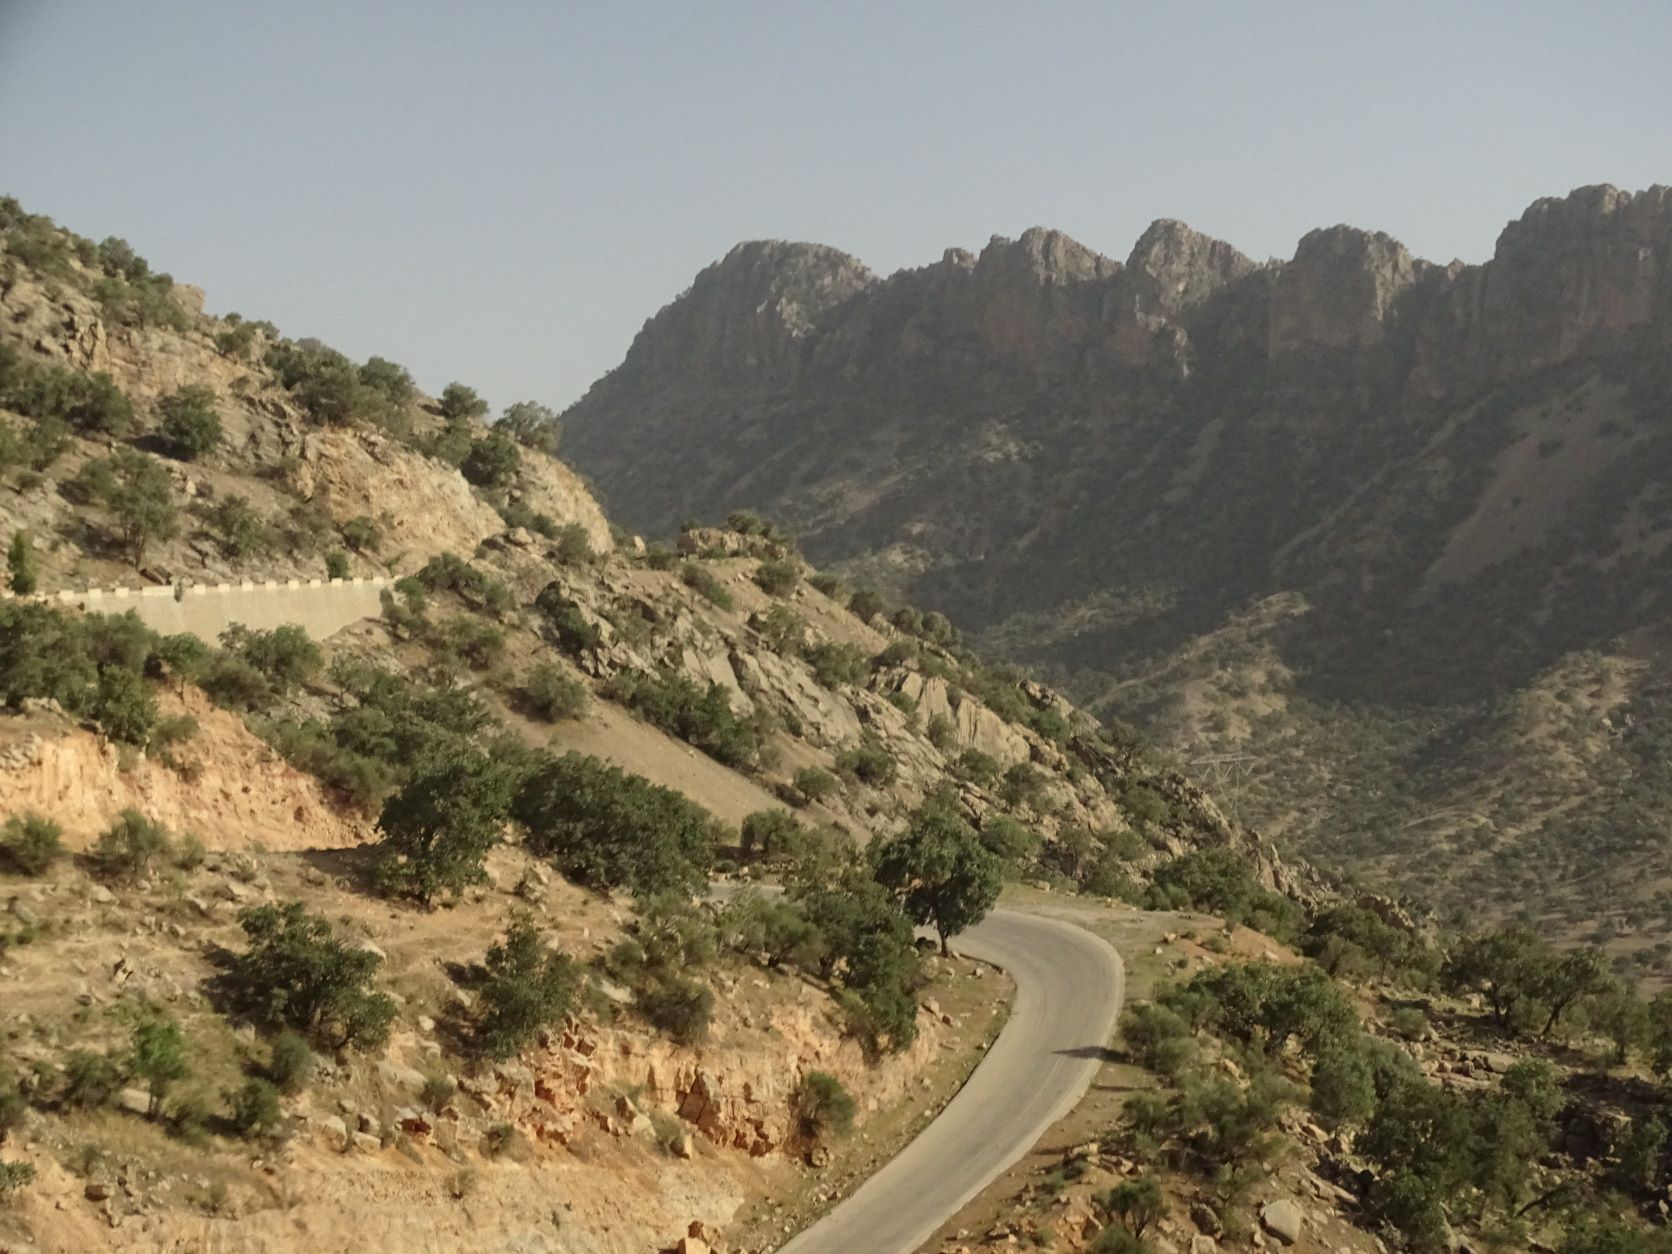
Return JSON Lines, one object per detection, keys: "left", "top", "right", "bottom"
{"left": 116, "top": 1087, "right": 152, "bottom": 1117}
{"left": 351, "top": 1131, "right": 382, "bottom": 1153}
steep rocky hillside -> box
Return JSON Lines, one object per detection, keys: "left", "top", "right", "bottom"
{"left": 0, "top": 198, "right": 1311, "bottom": 1253}
{"left": 559, "top": 185, "right": 1672, "bottom": 951}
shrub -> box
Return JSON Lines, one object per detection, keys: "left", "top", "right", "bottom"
{"left": 808, "top": 572, "right": 842, "bottom": 598}
{"left": 978, "top": 812, "right": 1038, "bottom": 869}
{"left": 201, "top": 494, "right": 271, "bottom": 558}
{"left": 551, "top": 522, "right": 593, "bottom": 565}
{"left": 155, "top": 385, "right": 222, "bottom": 460}
{"left": 795, "top": 1071, "right": 856, "bottom": 1140}
{"left": 953, "top": 748, "right": 1001, "bottom": 787}
{"left": 754, "top": 559, "right": 800, "bottom": 596}
{"left": 223, "top": 902, "right": 397, "bottom": 1050}
{"left": 61, "top": 1050, "right": 122, "bottom": 1109}
{"left": 740, "top": 809, "right": 803, "bottom": 860}
{"left": 791, "top": 765, "right": 839, "bottom": 805}
{"left": 847, "top": 587, "right": 887, "bottom": 622}
{"left": 534, "top": 584, "right": 601, "bottom": 653}
{"left": 0, "top": 1160, "right": 35, "bottom": 1198}
{"left": 340, "top": 515, "right": 381, "bottom": 553}
{"left": 438, "top": 383, "right": 488, "bottom": 421}
{"left": 267, "top": 1031, "right": 313, "bottom": 1094}
{"left": 6, "top": 530, "right": 36, "bottom": 595}
{"left": 607, "top": 668, "right": 759, "bottom": 768}
{"left": 637, "top": 976, "right": 713, "bottom": 1044}
{"left": 1, "top": 812, "right": 63, "bottom": 875}
{"left": 460, "top": 431, "right": 520, "bottom": 488}
{"left": 518, "top": 663, "right": 588, "bottom": 722}
{"left": 513, "top": 752, "right": 715, "bottom": 895}
{"left": 227, "top": 1077, "right": 282, "bottom": 1137}
{"left": 805, "top": 641, "right": 868, "bottom": 689}
{"left": 91, "top": 809, "right": 172, "bottom": 882}
{"left": 680, "top": 562, "right": 734, "bottom": 610}
{"left": 474, "top": 916, "right": 578, "bottom": 1060}
{"left": 325, "top": 550, "right": 350, "bottom": 579}
{"left": 836, "top": 736, "right": 897, "bottom": 786}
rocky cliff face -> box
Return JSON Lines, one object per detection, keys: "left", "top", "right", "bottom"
{"left": 560, "top": 184, "right": 1672, "bottom": 944}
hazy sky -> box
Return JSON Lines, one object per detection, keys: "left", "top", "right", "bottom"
{"left": 2, "top": 1, "right": 1668, "bottom": 410}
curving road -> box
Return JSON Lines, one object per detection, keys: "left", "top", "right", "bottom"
{"left": 777, "top": 908, "right": 1125, "bottom": 1254}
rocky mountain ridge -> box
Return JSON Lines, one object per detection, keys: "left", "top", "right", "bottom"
{"left": 559, "top": 183, "right": 1672, "bottom": 950}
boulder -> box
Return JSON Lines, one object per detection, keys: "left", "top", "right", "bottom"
{"left": 1259, "top": 1199, "right": 1304, "bottom": 1246}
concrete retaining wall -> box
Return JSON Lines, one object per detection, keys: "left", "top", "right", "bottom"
{"left": 12, "top": 577, "right": 393, "bottom": 643}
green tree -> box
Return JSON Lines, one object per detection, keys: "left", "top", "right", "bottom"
{"left": 1445, "top": 924, "right": 1551, "bottom": 1034}
{"left": 474, "top": 916, "right": 578, "bottom": 1060}
{"left": 740, "top": 809, "right": 802, "bottom": 861}
{"left": 438, "top": 382, "right": 488, "bottom": 421}
{"left": 373, "top": 746, "right": 515, "bottom": 905}
{"left": 129, "top": 1016, "right": 190, "bottom": 1118}
{"left": 512, "top": 752, "right": 715, "bottom": 895}
{"left": 871, "top": 800, "right": 1002, "bottom": 954}
{"left": 497, "top": 400, "right": 559, "bottom": 453}
{"left": 6, "top": 530, "right": 36, "bottom": 595}
{"left": 224, "top": 901, "right": 397, "bottom": 1049}
{"left": 460, "top": 431, "right": 521, "bottom": 488}
{"left": 155, "top": 385, "right": 222, "bottom": 460}
{"left": 104, "top": 448, "right": 177, "bottom": 566}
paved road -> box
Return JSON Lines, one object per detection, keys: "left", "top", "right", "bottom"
{"left": 777, "top": 908, "right": 1125, "bottom": 1254}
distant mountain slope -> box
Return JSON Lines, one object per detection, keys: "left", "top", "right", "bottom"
{"left": 561, "top": 185, "right": 1672, "bottom": 953}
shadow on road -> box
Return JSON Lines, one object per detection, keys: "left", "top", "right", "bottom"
{"left": 1053, "top": 1045, "right": 1121, "bottom": 1062}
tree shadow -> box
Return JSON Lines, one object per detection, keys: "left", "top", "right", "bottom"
{"left": 1055, "top": 1045, "right": 1122, "bottom": 1063}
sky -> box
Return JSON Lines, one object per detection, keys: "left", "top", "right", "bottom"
{"left": 2, "top": 1, "right": 1668, "bottom": 410}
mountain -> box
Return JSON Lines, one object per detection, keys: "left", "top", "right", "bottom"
{"left": 561, "top": 185, "right": 1672, "bottom": 954}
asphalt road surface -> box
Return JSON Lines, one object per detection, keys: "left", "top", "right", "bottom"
{"left": 777, "top": 908, "right": 1125, "bottom": 1253}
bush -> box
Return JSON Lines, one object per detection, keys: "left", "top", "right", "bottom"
{"left": 201, "top": 494, "right": 272, "bottom": 557}
{"left": 847, "top": 587, "right": 887, "bottom": 622}
{"left": 808, "top": 572, "right": 843, "bottom": 598}
{"left": 518, "top": 663, "right": 588, "bottom": 721}
{"left": 438, "top": 383, "right": 488, "bottom": 421}
{"left": 1, "top": 812, "right": 63, "bottom": 875}
{"left": 155, "top": 385, "right": 222, "bottom": 460}
{"left": 637, "top": 976, "right": 713, "bottom": 1044}
{"left": 104, "top": 448, "right": 177, "bottom": 566}
{"left": 754, "top": 558, "right": 800, "bottom": 596}
{"left": 90, "top": 809, "right": 172, "bottom": 882}
{"left": 805, "top": 641, "right": 868, "bottom": 689}
{"left": 513, "top": 752, "right": 716, "bottom": 895}
{"left": 460, "top": 432, "right": 521, "bottom": 488}
{"left": 474, "top": 916, "right": 578, "bottom": 1060}
{"left": 227, "top": 1077, "right": 282, "bottom": 1137}
{"left": 795, "top": 1071, "right": 856, "bottom": 1140}
{"left": 6, "top": 530, "right": 36, "bottom": 595}
{"left": 740, "top": 809, "right": 803, "bottom": 860}
{"left": 325, "top": 550, "right": 349, "bottom": 579}
{"left": 341, "top": 515, "right": 381, "bottom": 553}
{"left": 790, "top": 765, "right": 839, "bottom": 806}
{"left": 680, "top": 562, "right": 734, "bottom": 610}
{"left": 954, "top": 748, "right": 1001, "bottom": 787}
{"left": 836, "top": 736, "right": 896, "bottom": 786}
{"left": 267, "top": 1031, "right": 313, "bottom": 1094}
{"left": 551, "top": 522, "right": 593, "bottom": 565}
{"left": 0, "top": 1160, "right": 34, "bottom": 1199}
{"left": 607, "top": 668, "right": 759, "bottom": 768}
{"left": 223, "top": 902, "right": 397, "bottom": 1050}
{"left": 219, "top": 623, "right": 321, "bottom": 696}
{"left": 926, "top": 713, "right": 957, "bottom": 750}
{"left": 534, "top": 584, "right": 601, "bottom": 653}
{"left": 61, "top": 1050, "right": 121, "bottom": 1109}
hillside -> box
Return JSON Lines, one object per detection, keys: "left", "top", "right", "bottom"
{"left": 558, "top": 184, "right": 1672, "bottom": 953}
{"left": 0, "top": 197, "right": 1305, "bottom": 1253}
